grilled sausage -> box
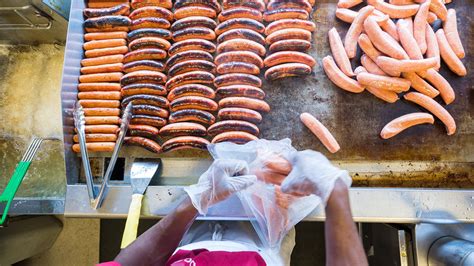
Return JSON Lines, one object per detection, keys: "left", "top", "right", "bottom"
{"left": 131, "top": 17, "right": 170, "bottom": 30}
{"left": 129, "top": 6, "right": 173, "bottom": 21}
{"left": 130, "top": 114, "right": 167, "bottom": 127}
{"left": 78, "top": 83, "right": 121, "bottom": 91}
{"left": 88, "top": 1, "right": 129, "bottom": 8}
{"left": 131, "top": 0, "right": 173, "bottom": 9}
{"left": 300, "top": 112, "right": 340, "bottom": 153}
{"left": 269, "top": 39, "right": 311, "bottom": 53}
{"left": 165, "top": 71, "right": 215, "bottom": 90}
{"left": 322, "top": 56, "right": 364, "bottom": 93}
{"left": 168, "top": 60, "right": 216, "bottom": 77}
{"left": 380, "top": 112, "right": 435, "bottom": 139}
{"left": 169, "top": 109, "right": 216, "bottom": 124}
{"left": 214, "top": 51, "right": 264, "bottom": 68}
{"left": 214, "top": 73, "right": 262, "bottom": 87}
{"left": 81, "top": 63, "right": 123, "bottom": 74}
{"left": 218, "top": 97, "right": 270, "bottom": 112}
{"left": 263, "top": 8, "right": 309, "bottom": 22}
{"left": 403, "top": 92, "right": 456, "bottom": 135}
{"left": 263, "top": 51, "right": 316, "bottom": 68}
{"left": 217, "top": 107, "right": 262, "bottom": 124}
{"left": 83, "top": 4, "right": 130, "bottom": 18}
{"left": 161, "top": 136, "right": 210, "bottom": 152}
{"left": 84, "top": 16, "right": 131, "bottom": 32}
{"left": 265, "top": 19, "right": 315, "bottom": 35}
{"left": 123, "top": 60, "right": 165, "bottom": 73}
{"left": 174, "top": 0, "right": 221, "bottom": 12}
{"left": 166, "top": 50, "right": 213, "bottom": 69}
{"left": 171, "top": 16, "right": 217, "bottom": 32}
{"left": 172, "top": 27, "right": 216, "bottom": 42}
{"left": 216, "top": 85, "right": 265, "bottom": 99}
{"left": 85, "top": 116, "right": 121, "bottom": 125}
{"left": 216, "top": 62, "right": 260, "bottom": 75}
{"left": 223, "top": 0, "right": 265, "bottom": 12}
{"left": 173, "top": 6, "right": 217, "bottom": 20}
{"left": 168, "top": 39, "right": 216, "bottom": 56}
{"left": 169, "top": 96, "right": 218, "bottom": 112}
{"left": 81, "top": 54, "right": 124, "bottom": 67}
{"left": 268, "top": 0, "right": 313, "bottom": 13}
{"left": 128, "top": 124, "right": 160, "bottom": 138}
{"left": 127, "top": 28, "right": 172, "bottom": 41}
{"left": 208, "top": 120, "right": 259, "bottom": 136}
{"left": 265, "top": 28, "right": 312, "bottom": 45}
{"left": 83, "top": 39, "right": 126, "bottom": 50}
{"left": 85, "top": 46, "right": 129, "bottom": 58}
{"left": 159, "top": 122, "right": 207, "bottom": 137}
{"left": 167, "top": 84, "right": 216, "bottom": 101}
{"left": 79, "top": 72, "right": 123, "bottom": 83}
{"left": 124, "top": 136, "right": 161, "bottom": 153}
{"left": 217, "top": 39, "right": 266, "bottom": 56}
{"left": 84, "top": 31, "right": 128, "bottom": 41}
{"left": 264, "top": 63, "right": 312, "bottom": 80}
{"left": 122, "top": 94, "right": 169, "bottom": 108}
{"left": 215, "top": 18, "right": 265, "bottom": 35}
{"left": 216, "top": 28, "right": 265, "bottom": 46}
{"left": 211, "top": 131, "right": 258, "bottom": 144}
{"left": 78, "top": 100, "right": 121, "bottom": 108}
{"left": 218, "top": 7, "right": 263, "bottom": 22}
{"left": 83, "top": 108, "right": 121, "bottom": 116}
{"left": 120, "top": 70, "right": 167, "bottom": 86}
{"left": 82, "top": 125, "right": 119, "bottom": 134}
{"left": 78, "top": 91, "right": 122, "bottom": 100}
{"left": 73, "top": 133, "right": 117, "bottom": 143}
{"left": 132, "top": 104, "right": 169, "bottom": 117}
{"left": 72, "top": 143, "right": 115, "bottom": 152}
{"left": 121, "top": 83, "right": 167, "bottom": 96}
{"left": 128, "top": 37, "right": 171, "bottom": 51}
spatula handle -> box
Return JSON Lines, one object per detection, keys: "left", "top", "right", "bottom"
{"left": 121, "top": 193, "right": 143, "bottom": 249}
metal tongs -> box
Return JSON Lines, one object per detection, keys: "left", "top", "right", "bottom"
{"left": 73, "top": 102, "right": 133, "bottom": 209}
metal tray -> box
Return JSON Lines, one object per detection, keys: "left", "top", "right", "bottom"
{"left": 61, "top": 0, "right": 473, "bottom": 222}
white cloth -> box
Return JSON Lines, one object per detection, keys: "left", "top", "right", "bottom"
{"left": 177, "top": 221, "right": 295, "bottom": 266}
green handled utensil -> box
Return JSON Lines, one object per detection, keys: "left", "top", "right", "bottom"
{"left": 0, "top": 137, "right": 44, "bottom": 226}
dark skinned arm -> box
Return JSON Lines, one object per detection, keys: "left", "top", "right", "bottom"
{"left": 325, "top": 179, "right": 368, "bottom": 266}
{"left": 115, "top": 197, "right": 197, "bottom": 266}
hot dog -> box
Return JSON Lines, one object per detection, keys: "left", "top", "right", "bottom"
{"left": 269, "top": 39, "right": 311, "bottom": 53}
{"left": 216, "top": 85, "right": 265, "bottom": 99}
{"left": 216, "top": 29, "right": 265, "bottom": 46}
{"left": 397, "top": 19, "right": 423, "bottom": 60}
{"left": 159, "top": 122, "right": 207, "bottom": 137}
{"left": 214, "top": 73, "right": 262, "bottom": 88}
{"left": 436, "top": 29, "right": 466, "bottom": 76}
{"left": 366, "top": 86, "right": 399, "bottom": 103}
{"left": 356, "top": 72, "right": 411, "bottom": 92}
{"left": 165, "top": 71, "right": 215, "bottom": 91}
{"left": 211, "top": 131, "right": 258, "bottom": 144}
{"left": 85, "top": 46, "right": 129, "bottom": 58}
{"left": 217, "top": 107, "right": 262, "bottom": 124}
{"left": 218, "top": 7, "right": 263, "bottom": 22}
{"left": 122, "top": 94, "right": 169, "bottom": 108}
{"left": 215, "top": 18, "right": 265, "bottom": 35}
{"left": 73, "top": 133, "right": 117, "bottom": 142}
{"left": 223, "top": 0, "right": 265, "bottom": 12}
{"left": 72, "top": 142, "right": 115, "bottom": 152}
{"left": 79, "top": 72, "right": 123, "bottom": 83}
{"left": 403, "top": 92, "right": 456, "bottom": 135}
{"left": 167, "top": 84, "right": 216, "bottom": 101}
{"left": 169, "top": 109, "right": 216, "bottom": 124}
{"left": 129, "top": 6, "right": 173, "bottom": 21}
{"left": 263, "top": 51, "right": 316, "bottom": 68}
{"left": 81, "top": 54, "right": 124, "bottom": 67}
{"left": 131, "top": 104, "right": 169, "bottom": 117}
{"left": 423, "top": 68, "right": 455, "bottom": 104}
{"left": 123, "top": 48, "right": 166, "bottom": 63}
{"left": 174, "top": 0, "right": 221, "bottom": 12}
{"left": 425, "top": 24, "right": 440, "bottom": 70}
{"left": 357, "top": 33, "right": 382, "bottom": 62}
{"left": 217, "top": 39, "right": 266, "bottom": 56}
{"left": 79, "top": 100, "right": 121, "bottom": 108}
{"left": 83, "top": 39, "right": 126, "bottom": 50}
{"left": 130, "top": 114, "right": 167, "bottom": 127}
{"left": 216, "top": 62, "right": 260, "bottom": 75}
{"left": 171, "top": 16, "right": 217, "bottom": 32}
{"left": 169, "top": 96, "right": 218, "bottom": 112}
{"left": 82, "top": 125, "right": 119, "bottom": 134}
{"left": 263, "top": 8, "right": 309, "bottom": 22}
{"left": 265, "top": 19, "right": 316, "bottom": 36}
{"left": 413, "top": 0, "right": 430, "bottom": 54}
{"left": 322, "top": 56, "right": 364, "bottom": 93}
{"left": 131, "top": 17, "right": 171, "bottom": 30}
{"left": 123, "top": 60, "right": 165, "bottom": 73}
{"left": 168, "top": 60, "right": 216, "bottom": 77}
{"left": 121, "top": 83, "right": 167, "bottom": 96}
{"left": 127, "top": 28, "right": 172, "bottom": 42}
{"left": 128, "top": 37, "right": 171, "bottom": 51}
{"left": 173, "top": 6, "right": 217, "bottom": 20}
{"left": 172, "top": 27, "right": 217, "bottom": 42}
{"left": 83, "top": 108, "right": 121, "bottom": 116}
{"left": 124, "top": 136, "right": 161, "bottom": 153}
{"left": 214, "top": 51, "right": 264, "bottom": 68}
{"left": 380, "top": 112, "right": 435, "bottom": 139}
{"left": 360, "top": 54, "right": 386, "bottom": 76}
{"left": 78, "top": 91, "right": 122, "bottom": 100}
{"left": 265, "top": 28, "right": 312, "bottom": 45}
{"left": 83, "top": 4, "right": 130, "bottom": 18}
{"left": 265, "top": 63, "right": 312, "bottom": 80}
{"left": 300, "top": 112, "right": 340, "bottom": 153}
{"left": 401, "top": 72, "right": 439, "bottom": 98}
{"left": 218, "top": 97, "right": 270, "bottom": 112}
{"left": 328, "top": 27, "right": 354, "bottom": 77}
{"left": 444, "top": 9, "right": 464, "bottom": 59}
{"left": 168, "top": 39, "right": 216, "bottom": 56}
{"left": 131, "top": 0, "right": 173, "bottom": 9}
{"left": 344, "top": 6, "right": 374, "bottom": 59}
{"left": 81, "top": 63, "right": 123, "bottom": 74}
{"left": 364, "top": 16, "right": 409, "bottom": 60}
{"left": 375, "top": 56, "right": 437, "bottom": 74}
{"left": 120, "top": 70, "right": 167, "bottom": 86}
{"left": 84, "top": 16, "right": 131, "bottom": 32}
{"left": 429, "top": 0, "right": 447, "bottom": 21}
{"left": 208, "top": 120, "right": 260, "bottom": 136}
{"left": 337, "top": 0, "right": 363, "bottom": 8}
{"left": 128, "top": 124, "right": 159, "bottom": 138}
{"left": 85, "top": 116, "right": 121, "bottom": 125}
{"left": 166, "top": 50, "right": 213, "bottom": 69}
{"left": 368, "top": 0, "right": 419, "bottom": 18}
{"left": 268, "top": 0, "right": 313, "bottom": 13}
{"left": 161, "top": 136, "right": 210, "bottom": 152}
{"left": 84, "top": 31, "right": 127, "bottom": 41}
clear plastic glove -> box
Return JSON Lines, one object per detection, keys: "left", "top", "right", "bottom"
{"left": 280, "top": 150, "right": 352, "bottom": 204}
{"left": 184, "top": 159, "right": 257, "bottom": 215}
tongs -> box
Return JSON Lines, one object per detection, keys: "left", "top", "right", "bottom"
{"left": 74, "top": 102, "right": 133, "bottom": 209}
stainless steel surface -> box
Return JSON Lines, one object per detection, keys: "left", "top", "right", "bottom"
{"left": 398, "top": 230, "right": 410, "bottom": 266}
{"left": 65, "top": 185, "right": 474, "bottom": 223}
{"left": 74, "top": 102, "right": 96, "bottom": 205}
{"left": 130, "top": 159, "right": 160, "bottom": 195}
{"left": 428, "top": 237, "right": 474, "bottom": 266}
{"left": 0, "top": 0, "right": 67, "bottom": 44}
{"left": 93, "top": 103, "right": 133, "bottom": 209}
{"left": 7, "top": 198, "right": 64, "bottom": 214}
{"left": 42, "top": 0, "right": 70, "bottom": 19}
{"left": 415, "top": 223, "right": 474, "bottom": 266}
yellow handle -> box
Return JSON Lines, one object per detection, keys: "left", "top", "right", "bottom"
{"left": 121, "top": 193, "right": 143, "bottom": 249}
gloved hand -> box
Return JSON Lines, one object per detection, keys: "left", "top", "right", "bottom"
{"left": 184, "top": 159, "right": 257, "bottom": 215}
{"left": 280, "top": 150, "right": 352, "bottom": 204}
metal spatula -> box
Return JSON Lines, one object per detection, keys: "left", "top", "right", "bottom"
{"left": 121, "top": 159, "right": 160, "bottom": 248}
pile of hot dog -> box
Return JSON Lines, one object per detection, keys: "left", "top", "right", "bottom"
{"left": 324, "top": 0, "right": 465, "bottom": 139}
{"left": 74, "top": 0, "right": 318, "bottom": 153}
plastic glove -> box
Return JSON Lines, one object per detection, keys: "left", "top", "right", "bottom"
{"left": 184, "top": 159, "right": 257, "bottom": 215}
{"left": 280, "top": 150, "right": 352, "bottom": 204}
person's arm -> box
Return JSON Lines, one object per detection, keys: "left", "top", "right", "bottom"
{"left": 325, "top": 179, "right": 368, "bottom": 266}
{"left": 115, "top": 197, "right": 197, "bottom": 266}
